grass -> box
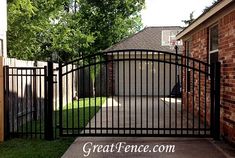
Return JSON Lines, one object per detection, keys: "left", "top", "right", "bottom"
{"left": 19, "top": 97, "right": 106, "bottom": 136}
{"left": 0, "top": 138, "right": 74, "bottom": 158}
{"left": 60, "top": 97, "right": 106, "bottom": 129}
{"left": 0, "top": 97, "right": 106, "bottom": 158}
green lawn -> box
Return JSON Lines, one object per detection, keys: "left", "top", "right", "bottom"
{"left": 0, "top": 97, "right": 106, "bottom": 158}
{"left": 0, "top": 138, "right": 74, "bottom": 158}
{"left": 20, "top": 97, "right": 106, "bottom": 136}
{"left": 60, "top": 97, "right": 106, "bottom": 129}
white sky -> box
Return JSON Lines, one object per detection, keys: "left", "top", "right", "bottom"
{"left": 141, "top": 0, "right": 214, "bottom": 27}
{"left": 0, "top": 0, "right": 7, "bottom": 32}
{"left": 0, "top": 0, "right": 214, "bottom": 30}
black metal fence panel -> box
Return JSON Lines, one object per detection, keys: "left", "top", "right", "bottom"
{"left": 4, "top": 66, "right": 47, "bottom": 139}
{"left": 58, "top": 48, "right": 219, "bottom": 138}
{"left": 4, "top": 48, "right": 221, "bottom": 140}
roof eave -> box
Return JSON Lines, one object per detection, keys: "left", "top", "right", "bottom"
{"left": 104, "top": 26, "right": 183, "bottom": 52}
{"left": 176, "top": 0, "right": 233, "bottom": 40}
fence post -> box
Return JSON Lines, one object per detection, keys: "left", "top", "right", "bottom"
{"left": 210, "top": 63, "right": 215, "bottom": 138}
{"left": 58, "top": 62, "right": 63, "bottom": 136}
{"left": 44, "top": 61, "right": 54, "bottom": 140}
{"left": 214, "top": 62, "right": 221, "bottom": 140}
{"left": 33, "top": 62, "right": 37, "bottom": 120}
{"left": 0, "top": 57, "right": 4, "bottom": 141}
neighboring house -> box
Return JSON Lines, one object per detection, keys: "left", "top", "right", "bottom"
{"left": 176, "top": 0, "right": 235, "bottom": 143}
{"left": 105, "top": 26, "right": 183, "bottom": 52}
{"left": 105, "top": 26, "right": 183, "bottom": 96}
{"left": 0, "top": 0, "right": 7, "bottom": 57}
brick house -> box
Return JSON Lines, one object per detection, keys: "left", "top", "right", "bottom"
{"left": 176, "top": 0, "right": 235, "bottom": 143}
{"left": 105, "top": 26, "right": 183, "bottom": 96}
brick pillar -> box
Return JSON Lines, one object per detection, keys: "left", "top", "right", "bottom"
{"left": 107, "top": 55, "right": 115, "bottom": 96}
{"left": 0, "top": 57, "right": 4, "bottom": 141}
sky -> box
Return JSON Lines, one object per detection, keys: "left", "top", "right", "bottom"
{"left": 141, "top": 0, "right": 214, "bottom": 27}
{"left": 0, "top": 0, "right": 7, "bottom": 32}
{"left": 0, "top": 0, "right": 214, "bottom": 30}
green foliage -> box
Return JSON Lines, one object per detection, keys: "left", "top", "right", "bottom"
{"left": 7, "top": 0, "right": 145, "bottom": 61}
{"left": 35, "top": 12, "right": 95, "bottom": 61}
{"left": 203, "top": 0, "right": 221, "bottom": 13}
{"left": 7, "top": 0, "right": 95, "bottom": 61}
{"left": 7, "top": 0, "right": 38, "bottom": 59}
{"left": 79, "top": 0, "right": 145, "bottom": 54}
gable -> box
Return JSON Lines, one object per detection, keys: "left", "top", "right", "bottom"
{"left": 105, "top": 26, "right": 183, "bottom": 53}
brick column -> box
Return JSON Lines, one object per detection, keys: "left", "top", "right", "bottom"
{"left": 0, "top": 57, "right": 4, "bottom": 141}
{"left": 107, "top": 55, "right": 115, "bottom": 96}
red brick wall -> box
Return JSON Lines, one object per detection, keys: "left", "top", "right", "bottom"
{"left": 182, "top": 28, "right": 211, "bottom": 132}
{"left": 182, "top": 10, "right": 235, "bottom": 143}
{"left": 107, "top": 55, "right": 115, "bottom": 96}
{"left": 218, "top": 10, "right": 235, "bottom": 142}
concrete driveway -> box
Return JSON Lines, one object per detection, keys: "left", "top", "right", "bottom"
{"left": 84, "top": 97, "right": 203, "bottom": 135}
{"left": 62, "top": 97, "right": 235, "bottom": 158}
{"left": 62, "top": 137, "right": 235, "bottom": 158}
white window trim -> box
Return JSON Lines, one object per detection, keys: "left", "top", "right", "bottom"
{"left": 209, "top": 24, "right": 219, "bottom": 64}
{"left": 208, "top": 24, "right": 219, "bottom": 80}
{"left": 208, "top": 24, "right": 219, "bottom": 59}
{"left": 209, "top": 49, "right": 219, "bottom": 54}
{"left": 209, "top": 50, "right": 219, "bottom": 65}
{"left": 208, "top": 51, "right": 218, "bottom": 80}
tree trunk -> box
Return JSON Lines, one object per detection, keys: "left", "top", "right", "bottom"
{"left": 92, "top": 80, "right": 96, "bottom": 97}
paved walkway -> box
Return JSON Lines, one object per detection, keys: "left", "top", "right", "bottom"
{"left": 62, "top": 97, "right": 235, "bottom": 157}
{"left": 62, "top": 137, "right": 235, "bottom": 158}
{"left": 85, "top": 97, "right": 205, "bottom": 135}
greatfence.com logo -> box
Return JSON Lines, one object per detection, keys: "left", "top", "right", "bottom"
{"left": 82, "top": 142, "right": 175, "bottom": 157}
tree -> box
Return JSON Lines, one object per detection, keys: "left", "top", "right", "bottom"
{"left": 7, "top": 0, "right": 38, "bottom": 59}
{"left": 203, "top": 0, "right": 221, "bottom": 13}
{"left": 182, "top": 11, "right": 195, "bottom": 26}
{"left": 7, "top": 0, "right": 94, "bottom": 61}
{"left": 77, "top": 0, "right": 145, "bottom": 95}
{"left": 7, "top": 0, "right": 145, "bottom": 61}
{"left": 79, "top": 0, "right": 145, "bottom": 54}
{"left": 35, "top": 12, "right": 95, "bottom": 62}
{"left": 90, "top": 60, "right": 101, "bottom": 97}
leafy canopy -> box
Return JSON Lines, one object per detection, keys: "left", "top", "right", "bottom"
{"left": 7, "top": 0, "right": 145, "bottom": 61}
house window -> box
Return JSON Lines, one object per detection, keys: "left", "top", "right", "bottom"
{"left": 185, "top": 40, "right": 191, "bottom": 92}
{"left": 209, "top": 24, "right": 219, "bottom": 66}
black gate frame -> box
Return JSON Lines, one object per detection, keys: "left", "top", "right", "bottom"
{"left": 56, "top": 47, "right": 221, "bottom": 140}
{"left": 3, "top": 48, "right": 221, "bottom": 140}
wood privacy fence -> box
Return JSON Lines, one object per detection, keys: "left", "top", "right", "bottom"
{"left": 0, "top": 57, "right": 107, "bottom": 140}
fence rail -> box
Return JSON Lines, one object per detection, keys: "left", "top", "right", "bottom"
{"left": 4, "top": 66, "right": 47, "bottom": 139}
{"left": 3, "top": 48, "right": 221, "bottom": 140}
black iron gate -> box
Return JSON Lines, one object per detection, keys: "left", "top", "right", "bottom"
{"left": 57, "top": 48, "right": 221, "bottom": 139}
{"left": 4, "top": 63, "right": 57, "bottom": 140}
{"left": 4, "top": 66, "right": 48, "bottom": 139}
{"left": 4, "top": 48, "right": 221, "bottom": 140}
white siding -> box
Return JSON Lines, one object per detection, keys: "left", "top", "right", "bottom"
{"left": 114, "top": 53, "right": 180, "bottom": 96}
